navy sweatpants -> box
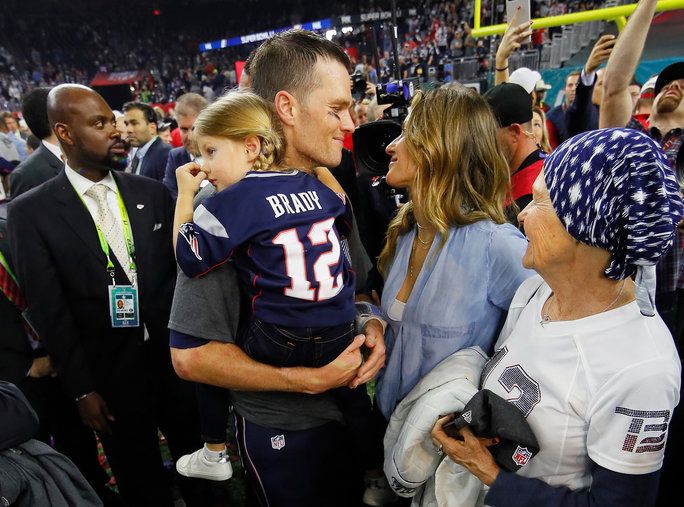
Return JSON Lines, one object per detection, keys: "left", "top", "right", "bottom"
{"left": 236, "top": 414, "right": 364, "bottom": 507}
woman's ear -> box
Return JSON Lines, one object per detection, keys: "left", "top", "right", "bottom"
{"left": 244, "top": 135, "right": 261, "bottom": 162}
{"left": 274, "top": 91, "right": 297, "bottom": 127}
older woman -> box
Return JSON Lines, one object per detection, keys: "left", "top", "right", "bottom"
{"left": 432, "top": 128, "right": 682, "bottom": 506}
{"left": 375, "top": 85, "right": 532, "bottom": 419}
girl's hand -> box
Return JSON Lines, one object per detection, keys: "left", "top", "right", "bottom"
{"left": 176, "top": 161, "right": 207, "bottom": 196}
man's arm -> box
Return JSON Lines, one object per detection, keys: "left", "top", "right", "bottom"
{"left": 600, "top": 0, "right": 658, "bottom": 128}
{"left": 567, "top": 35, "right": 615, "bottom": 136}
{"left": 171, "top": 333, "right": 367, "bottom": 394}
{"left": 7, "top": 201, "right": 114, "bottom": 434}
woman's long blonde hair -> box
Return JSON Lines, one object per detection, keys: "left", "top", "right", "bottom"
{"left": 377, "top": 85, "right": 511, "bottom": 275}
{"left": 193, "top": 90, "right": 286, "bottom": 171}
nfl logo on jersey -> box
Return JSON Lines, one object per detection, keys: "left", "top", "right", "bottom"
{"left": 271, "top": 434, "right": 286, "bottom": 451}
{"left": 512, "top": 445, "right": 532, "bottom": 467}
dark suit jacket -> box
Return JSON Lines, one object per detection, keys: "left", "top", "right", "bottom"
{"left": 138, "top": 136, "right": 171, "bottom": 182}
{"left": 0, "top": 217, "right": 33, "bottom": 385}
{"left": 161, "top": 146, "right": 191, "bottom": 199}
{"left": 9, "top": 143, "right": 63, "bottom": 199}
{"left": 7, "top": 171, "right": 177, "bottom": 412}
{"left": 566, "top": 74, "right": 599, "bottom": 138}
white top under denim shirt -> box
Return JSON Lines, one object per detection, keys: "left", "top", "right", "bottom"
{"left": 376, "top": 220, "right": 533, "bottom": 418}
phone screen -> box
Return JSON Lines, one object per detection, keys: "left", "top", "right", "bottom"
{"left": 506, "top": 0, "right": 532, "bottom": 44}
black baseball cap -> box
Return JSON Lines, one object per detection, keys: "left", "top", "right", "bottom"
{"left": 654, "top": 61, "right": 684, "bottom": 97}
{"left": 445, "top": 389, "right": 540, "bottom": 472}
{"left": 484, "top": 83, "right": 533, "bottom": 128}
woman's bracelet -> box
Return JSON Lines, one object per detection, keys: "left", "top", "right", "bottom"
{"left": 495, "top": 65, "right": 509, "bottom": 71}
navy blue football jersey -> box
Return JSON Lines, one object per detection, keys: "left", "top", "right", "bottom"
{"left": 176, "top": 170, "right": 356, "bottom": 327}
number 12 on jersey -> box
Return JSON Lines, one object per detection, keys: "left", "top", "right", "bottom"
{"left": 272, "top": 217, "right": 343, "bottom": 302}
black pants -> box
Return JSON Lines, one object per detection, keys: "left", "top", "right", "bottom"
{"left": 18, "top": 376, "right": 120, "bottom": 505}
{"left": 197, "top": 319, "right": 376, "bottom": 469}
{"left": 94, "top": 342, "right": 213, "bottom": 507}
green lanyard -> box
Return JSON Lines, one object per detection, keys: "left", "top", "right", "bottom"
{"left": 0, "top": 250, "right": 18, "bottom": 284}
{"left": 76, "top": 183, "right": 137, "bottom": 282}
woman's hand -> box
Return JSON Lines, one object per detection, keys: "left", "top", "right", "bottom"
{"left": 495, "top": 7, "right": 533, "bottom": 81}
{"left": 176, "top": 161, "right": 207, "bottom": 197}
{"left": 431, "top": 415, "right": 501, "bottom": 486}
{"left": 351, "top": 318, "right": 386, "bottom": 388}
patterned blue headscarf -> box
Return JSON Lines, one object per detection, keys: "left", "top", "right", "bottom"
{"left": 543, "top": 128, "right": 683, "bottom": 316}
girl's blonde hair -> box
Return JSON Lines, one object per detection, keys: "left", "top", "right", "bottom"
{"left": 532, "top": 106, "right": 552, "bottom": 153}
{"left": 377, "top": 85, "right": 511, "bottom": 276}
{"left": 193, "top": 90, "right": 285, "bottom": 171}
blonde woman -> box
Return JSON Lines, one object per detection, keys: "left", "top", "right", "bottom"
{"left": 172, "top": 90, "right": 375, "bottom": 484}
{"left": 375, "top": 85, "right": 533, "bottom": 419}
{"left": 532, "top": 106, "right": 552, "bottom": 153}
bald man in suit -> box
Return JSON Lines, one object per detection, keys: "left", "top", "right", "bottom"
{"left": 8, "top": 85, "right": 206, "bottom": 506}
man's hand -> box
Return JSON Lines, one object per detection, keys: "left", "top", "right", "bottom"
{"left": 351, "top": 318, "right": 386, "bottom": 388}
{"left": 76, "top": 392, "right": 115, "bottom": 434}
{"left": 303, "top": 335, "right": 365, "bottom": 394}
{"left": 27, "top": 356, "right": 55, "bottom": 378}
{"left": 585, "top": 34, "right": 616, "bottom": 75}
{"left": 176, "top": 161, "right": 207, "bottom": 197}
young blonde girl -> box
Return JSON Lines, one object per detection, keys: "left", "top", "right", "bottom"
{"left": 172, "top": 90, "right": 373, "bottom": 482}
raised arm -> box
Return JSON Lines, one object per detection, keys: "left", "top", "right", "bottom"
{"left": 495, "top": 7, "right": 533, "bottom": 85}
{"left": 600, "top": 0, "right": 658, "bottom": 128}
{"left": 173, "top": 161, "right": 205, "bottom": 251}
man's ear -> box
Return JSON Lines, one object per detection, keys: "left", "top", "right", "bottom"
{"left": 509, "top": 124, "right": 523, "bottom": 143}
{"left": 53, "top": 123, "right": 73, "bottom": 147}
{"left": 274, "top": 91, "right": 297, "bottom": 127}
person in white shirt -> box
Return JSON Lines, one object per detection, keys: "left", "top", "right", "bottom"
{"left": 432, "top": 128, "right": 682, "bottom": 507}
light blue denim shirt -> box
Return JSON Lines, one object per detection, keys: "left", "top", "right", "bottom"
{"left": 376, "top": 220, "right": 533, "bottom": 418}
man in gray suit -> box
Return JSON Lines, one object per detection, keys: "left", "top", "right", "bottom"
{"left": 9, "top": 87, "right": 64, "bottom": 198}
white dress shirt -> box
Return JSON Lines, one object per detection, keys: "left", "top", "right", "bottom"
{"left": 64, "top": 164, "right": 125, "bottom": 236}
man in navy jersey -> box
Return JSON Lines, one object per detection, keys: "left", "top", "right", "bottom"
{"left": 169, "top": 30, "right": 385, "bottom": 506}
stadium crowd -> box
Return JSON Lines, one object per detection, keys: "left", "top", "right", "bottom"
{"left": 1, "top": 0, "right": 601, "bottom": 113}
{"left": 1, "top": 0, "right": 683, "bottom": 506}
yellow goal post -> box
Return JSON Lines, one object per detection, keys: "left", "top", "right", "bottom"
{"left": 470, "top": 0, "right": 684, "bottom": 38}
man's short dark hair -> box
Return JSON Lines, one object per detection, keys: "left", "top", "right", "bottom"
{"left": 565, "top": 71, "right": 581, "bottom": 84}
{"left": 250, "top": 29, "right": 351, "bottom": 102}
{"left": 26, "top": 134, "right": 41, "bottom": 151}
{"left": 122, "top": 102, "right": 157, "bottom": 125}
{"left": 21, "top": 87, "right": 52, "bottom": 140}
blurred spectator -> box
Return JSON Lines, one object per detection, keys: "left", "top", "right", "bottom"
{"left": 9, "top": 87, "right": 64, "bottom": 198}
{"left": 532, "top": 105, "right": 552, "bottom": 153}
{"left": 546, "top": 71, "right": 580, "bottom": 147}
{"left": 122, "top": 101, "right": 171, "bottom": 181}
{"left": 565, "top": 34, "right": 616, "bottom": 138}
{"left": 0, "top": 116, "right": 20, "bottom": 164}
{"left": 162, "top": 92, "right": 207, "bottom": 199}
{"left": 158, "top": 122, "right": 173, "bottom": 145}
{"left": 0, "top": 112, "right": 27, "bottom": 161}
{"left": 485, "top": 82, "right": 545, "bottom": 226}
{"left": 25, "top": 134, "right": 40, "bottom": 154}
